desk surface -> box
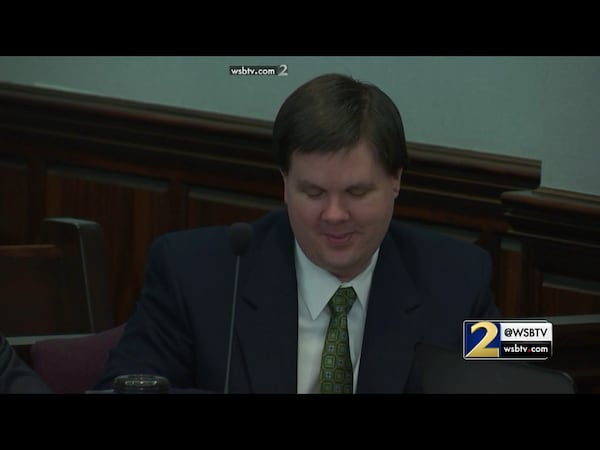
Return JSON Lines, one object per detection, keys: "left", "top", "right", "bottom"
{"left": 7, "top": 333, "right": 92, "bottom": 346}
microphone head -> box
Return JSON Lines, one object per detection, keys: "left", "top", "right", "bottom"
{"left": 229, "top": 222, "right": 254, "bottom": 256}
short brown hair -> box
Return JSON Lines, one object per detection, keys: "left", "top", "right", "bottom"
{"left": 272, "top": 73, "right": 408, "bottom": 175}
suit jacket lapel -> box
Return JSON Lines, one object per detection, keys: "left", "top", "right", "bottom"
{"left": 357, "top": 233, "right": 424, "bottom": 393}
{"left": 234, "top": 215, "right": 299, "bottom": 393}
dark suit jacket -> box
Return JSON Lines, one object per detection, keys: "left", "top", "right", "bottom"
{"left": 0, "top": 334, "right": 53, "bottom": 393}
{"left": 95, "top": 209, "right": 501, "bottom": 393}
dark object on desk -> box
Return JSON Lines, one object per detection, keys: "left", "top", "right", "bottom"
{"left": 113, "top": 374, "right": 170, "bottom": 394}
{"left": 413, "top": 342, "right": 576, "bottom": 394}
{"left": 0, "top": 217, "right": 114, "bottom": 337}
{"left": 30, "top": 324, "right": 125, "bottom": 393}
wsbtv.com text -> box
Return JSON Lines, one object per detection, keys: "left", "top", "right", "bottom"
{"left": 229, "top": 65, "right": 288, "bottom": 76}
{"left": 500, "top": 342, "right": 552, "bottom": 357}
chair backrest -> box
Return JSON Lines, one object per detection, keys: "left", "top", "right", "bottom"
{"left": 0, "top": 217, "right": 114, "bottom": 337}
{"left": 30, "top": 323, "right": 125, "bottom": 393}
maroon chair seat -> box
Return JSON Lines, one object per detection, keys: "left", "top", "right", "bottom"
{"left": 30, "top": 324, "right": 125, "bottom": 394}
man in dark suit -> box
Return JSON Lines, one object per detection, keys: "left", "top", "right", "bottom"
{"left": 95, "top": 73, "right": 501, "bottom": 393}
{"left": 0, "top": 334, "right": 53, "bottom": 393}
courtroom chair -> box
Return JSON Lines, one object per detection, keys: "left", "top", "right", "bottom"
{"left": 0, "top": 217, "right": 114, "bottom": 338}
{"left": 413, "top": 342, "right": 577, "bottom": 394}
{"left": 30, "top": 323, "right": 125, "bottom": 393}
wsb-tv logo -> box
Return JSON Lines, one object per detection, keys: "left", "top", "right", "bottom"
{"left": 463, "top": 320, "right": 553, "bottom": 360}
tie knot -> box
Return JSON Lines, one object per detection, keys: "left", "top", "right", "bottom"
{"left": 327, "top": 286, "right": 356, "bottom": 317}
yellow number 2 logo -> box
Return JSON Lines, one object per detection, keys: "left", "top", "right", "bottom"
{"left": 466, "top": 321, "right": 499, "bottom": 358}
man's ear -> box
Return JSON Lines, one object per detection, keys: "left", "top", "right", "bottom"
{"left": 393, "top": 168, "right": 403, "bottom": 197}
{"left": 280, "top": 169, "right": 288, "bottom": 203}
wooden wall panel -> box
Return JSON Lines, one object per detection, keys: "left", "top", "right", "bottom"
{"left": 187, "top": 188, "right": 284, "bottom": 228}
{"left": 0, "top": 157, "right": 29, "bottom": 243}
{"left": 503, "top": 188, "right": 600, "bottom": 318}
{"left": 540, "top": 282, "right": 600, "bottom": 316}
{"left": 496, "top": 240, "right": 524, "bottom": 318}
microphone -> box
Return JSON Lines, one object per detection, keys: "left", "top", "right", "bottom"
{"left": 224, "top": 222, "right": 253, "bottom": 394}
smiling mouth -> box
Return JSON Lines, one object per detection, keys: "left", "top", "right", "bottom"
{"left": 324, "top": 232, "right": 353, "bottom": 245}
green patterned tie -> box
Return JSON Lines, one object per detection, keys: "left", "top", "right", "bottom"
{"left": 319, "top": 286, "right": 357, "bottom": 394}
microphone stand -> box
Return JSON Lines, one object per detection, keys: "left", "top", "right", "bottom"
{"left": 224, "top": 253, "right": 241, "bottom": 395}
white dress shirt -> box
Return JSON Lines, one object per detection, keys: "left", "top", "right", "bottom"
{"left": 295, "top": 240, "right": 378, "bottom": 393}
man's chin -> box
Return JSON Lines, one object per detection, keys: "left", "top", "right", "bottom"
{"left": 321, "top": 259, "right": 358, "bottom": 281}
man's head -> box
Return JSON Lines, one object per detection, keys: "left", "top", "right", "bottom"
{"left": 273, "top": 73, "right": 408, "bottom": 281}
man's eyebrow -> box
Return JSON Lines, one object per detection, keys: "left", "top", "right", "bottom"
{"left": 295, "top": 179, "right": 376, "bottom": 190}
{"left": 296, "top": 179, "right": 322, "bottom": 189}
{"left": 347, "top": 182, "right": 375, "bottom": 189}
